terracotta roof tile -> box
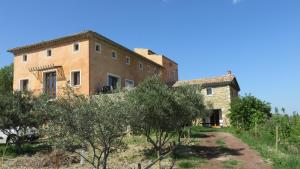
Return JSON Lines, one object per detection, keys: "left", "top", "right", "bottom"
{"left": 173, "top": 73, "right": 240, "bottom": 91}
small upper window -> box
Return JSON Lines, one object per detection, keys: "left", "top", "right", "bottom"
{"left": 147, "top": 65, "right": 151, "bottom": 73}
{"left": 95, "top": 43, "right": 101, "bottom": 53}
{"left": 126, "top": 56, "right": 131, "bottom": 65}
{"left": 112, "top": 50, "right": 117, "bottom": 59}
{"left": 73, "top": 43, "right": 80, "bottom": 52}
{"left": 20, "top": 79, "right": 29, "bottom": 91}
{"left": 207, "top": 88, "right": 213, "bottom": 96}
{"left": 71, "top": 71, "right": 81, "bottom": 86}
{"left": 139, "top": 62, "right": 143, "bottom": 70}
{"left": 46, "top": 49, "right": 52, "bottom": 57}
{"left": 22, "top": 54, "right": 28, "bottom": 62}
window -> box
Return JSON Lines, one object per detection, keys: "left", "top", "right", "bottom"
{"left": 207, "top": 88, "right": 213, "bottom": 96}
{"left": 71, "top": 71, "right": 81, "bottom": 86}
{"left": 147, "top": 65, "right": 151, "bottom": 73}
{"left": 20, "top": 79, "right": 29, "bottom": 91}
{"left": 46, "top": 49, "right": 52, "bottom": 57}
{"left": 139, "top": 62, "right": 143, "bottom": 70}
{"left": 125, "top": 79, "right": 134, "bottom": 88}
{"left": 108, "top": 75, "right": 120, "bottom": 90}
{"left": 22, "top": 54, "right": 28, "bottom": 62}
{"left": 112, "top": 50, "right": 117, "bottom": 59}
{"left": 126, "top": 56, "right": 131, "bottom": 65}
{"left": 95, "top": 43, "right": 101, "bottom": 53}
{"left": 73, "top": 43, "right": 80, "bottom": 52}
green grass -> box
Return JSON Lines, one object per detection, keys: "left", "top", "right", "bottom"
{"left": 0, "top": 143, "right": 51, "bottom": 158}
{"left": 176, "top": 156, "right": 207, "bottom": 168}
{"left": 216, "top": 139, "right": 226, "bottom": 148}
{"left": 222, "top": 159, "right": 240, "bottom": 169}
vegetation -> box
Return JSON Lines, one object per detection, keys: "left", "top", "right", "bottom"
{"left": 228, "top": 94, "right": 271, "bottom": 130}
{"left": 0, "top": 64, "right": 13, "bottom": 94}
{"left": 126, "top": 76, "right": 205, "bottom": 169}
{"left": 228, "top": 95, "right": 300, "bottom": 169}
{"left": 0, "top": 91, "right": 48, "bottom": 154}
{"left": 44, "top": 89, "right": 128, "bottom": 169}
{"left": 173, "top": 84, "right": 205, "bottom": 142}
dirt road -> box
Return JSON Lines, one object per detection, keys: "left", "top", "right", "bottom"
{"left": 188, "top": 132, "right": 271, "bottom": 169}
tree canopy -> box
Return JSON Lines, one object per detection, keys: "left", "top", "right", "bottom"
{"left": 0, "top": 64, "right": 13, "bottom": 94}
{"left": 228, "top": 94, "right": 271, "bottom": 130}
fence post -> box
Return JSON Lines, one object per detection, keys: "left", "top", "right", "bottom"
{"left": 138, "top": 163, "right": 141, "bottom": 169}
{"left": 275, "top": 125, "right": 279, "bottom": 152}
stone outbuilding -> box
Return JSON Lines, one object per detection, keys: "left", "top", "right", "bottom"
{"left": 173, "top": 71, "right": 240, "bottom": 127}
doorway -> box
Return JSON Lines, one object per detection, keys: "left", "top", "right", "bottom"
{"left": 44, "top": 72, "right": 56, "bottom": 98}
{"left": 210, "top": 109, "right": 221, "bottom": 127}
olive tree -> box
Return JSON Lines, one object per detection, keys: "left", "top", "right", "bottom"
{"left": 126, "top": 76, "right": 186, "bottom": 168}
{"left": 46, "top": 89, "right": 128, "bottom": 169}
{"left": 173, "top": 84, "right": 206, "bottom": 142}
{"left": 0, "top": 91, "right": 47, "bottom": 153}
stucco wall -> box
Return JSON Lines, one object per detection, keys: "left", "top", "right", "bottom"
{"left": 89, "top": 38, "right": 162, "bottom": 94}
{"left": 13, "top": 40, "right": 90, "bottom": 95}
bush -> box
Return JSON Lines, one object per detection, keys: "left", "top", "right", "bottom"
{"left": 228, "top": 94, "right": 271, "bottom": 130}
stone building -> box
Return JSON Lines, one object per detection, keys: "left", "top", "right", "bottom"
{"left": 8, "top": 31, "right": 178, "bottom": 97}
{"left": 173, "top": 71, "right": 240, "bottom": 127}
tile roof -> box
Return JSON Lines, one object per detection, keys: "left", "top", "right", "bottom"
{"left": 7, "top": 30, "right": 166, "bottom": 67}
{"left": 173, "top": 71, "right": 240, "bottom": 91}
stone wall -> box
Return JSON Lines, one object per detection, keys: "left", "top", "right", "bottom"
{"left": 201, "top": 85, "right": 237, "bottom": 126}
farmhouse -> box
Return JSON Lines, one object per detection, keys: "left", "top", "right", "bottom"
{"left": 8, "top": 30, "right": 240, "bottom": 127}
{"left": 173, "top": 71, "right": 240, "bottom": 127}
{"left": 8, "top": 31, "right": 178, "bottom": 97}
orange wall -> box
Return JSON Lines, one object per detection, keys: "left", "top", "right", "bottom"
{"left": 89, "top": 38, "right": 162, "bottom": 94}
{"left": 13, "top": 40, "right": 90, "bottom": 95}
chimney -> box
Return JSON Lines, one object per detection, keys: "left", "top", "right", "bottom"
{"left": 227, "top": 70, "right": 232, "bottom": 75}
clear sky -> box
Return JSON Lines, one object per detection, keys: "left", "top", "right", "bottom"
{"left": 0, "top": 0, "right": 299, "bottom": 113}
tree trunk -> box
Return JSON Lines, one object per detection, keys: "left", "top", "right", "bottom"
{"left": 102, "top": 149, "right": 109, "bottom": 169}
{"left": 157, "top": 150, "right": 161, "bottom": 169}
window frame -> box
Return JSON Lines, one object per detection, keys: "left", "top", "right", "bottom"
{"left": 111, "top": 50, "right": 117, "bottom": 60}
{"left": 73, "top": 42, "right": 80, "bottom": 52}
{"left": 95, "top": 42, "right": 101, "bottom": 53}
{"left": 125, "top": 56, "right": 131, "bottom": 65}
{"left": 20, "top": 79, "right": 29, "bottom": 91}
{"left": 46, "top": 49, "right": 52, "bottom": 57}
{"left": 206, "top": 87, "right": 213, "bottom": 96}
{"left": 139, "top": 61, "right": 144, "bottom": 71}
{"left": 125, "top": 79, "right": 134, "bottom": 88}
{"left": 70, "top": 70, "right": 81, "bottom": 87}
{"left": 22, "top": 54, "right": 28, "bottom": 63}
{"left": 107, "top": 73, "right": 121, "bottom": 89}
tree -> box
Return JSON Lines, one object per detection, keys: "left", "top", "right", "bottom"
{"left": 173, "top": 84, "right": 205, "bottom": 142}
{"left": 126, "top": 76, "right": 184, "bottom": 169}
{"left": 45, "top": 89, "right": 128, "bottom": 169}
{"left": 0, "top": 64, "right": 13, "bottom": 94}
{"left": 228, "top": 94, "right": 271, "bottom": 130}
{"left": 0, "top": 91, "right": 47, "bottom": 153}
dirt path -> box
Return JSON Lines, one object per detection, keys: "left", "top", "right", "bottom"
{"left": 190, "top": 132, "right": 271, "bottom": 169}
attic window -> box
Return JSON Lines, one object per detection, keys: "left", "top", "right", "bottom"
{"left": 47, "top": 49, "right": 52, "bottom": 57}
{"left": 207, "top": 88, "right": 213, "bottom": 96}
{"left": 73, "top": 43, "right": 80, "bottom": 52}
{"left": 112, "top": 50, "right": 117, "bottom": 59}
{"left": 95, "top": 43, "right": 101, "bottom": 53}
{"left": 22, "top": 54, "right": 28, "bottom": 62}
{"left": 139, "top": 62, "right": 143, "bottom": 70}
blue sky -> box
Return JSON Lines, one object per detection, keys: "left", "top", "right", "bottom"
{"left": 0, "top": 0, "right": 299, "bottom": 113}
